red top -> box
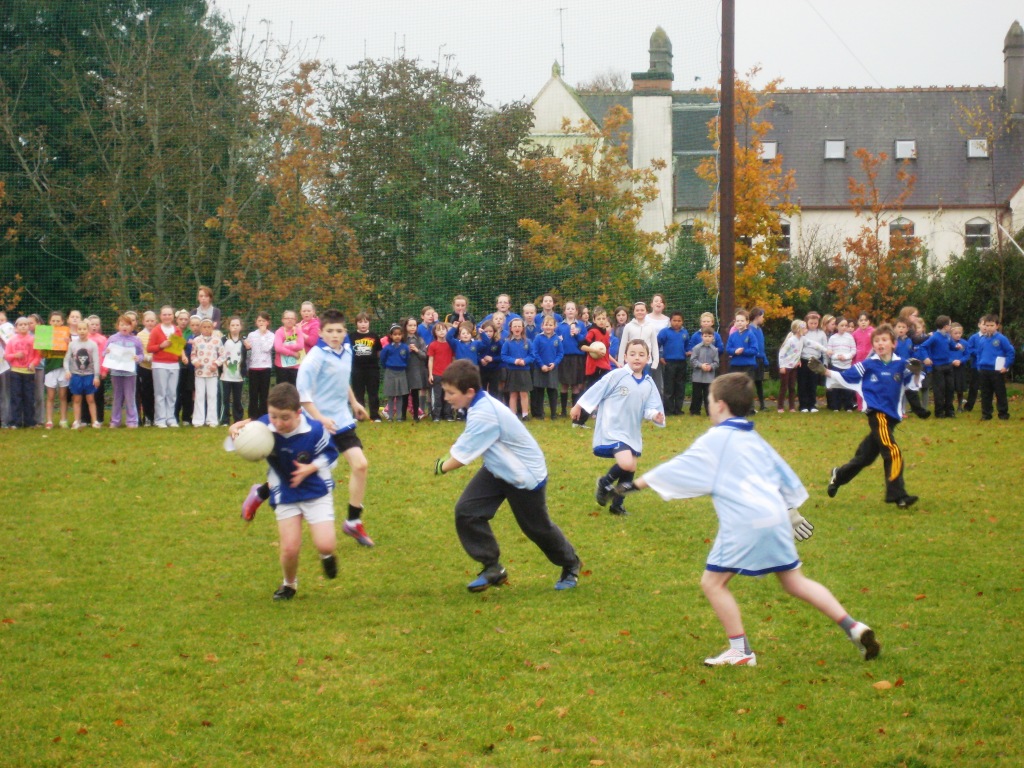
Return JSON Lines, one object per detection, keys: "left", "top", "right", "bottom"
{"left": 584, "top": 327, "right": 612, "bottom": 376}
{"left": 147, "top": 324, "right": 183, "bottom": 365}
{"left": 427, "top": 339, "right": 454, "bottom": 376}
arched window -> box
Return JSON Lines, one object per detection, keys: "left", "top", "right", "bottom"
{"left": 890, "top": 217, "right": 915, "bottom": 240}
{"left": 965, "top": 218, "right": 992, "bottom": 250}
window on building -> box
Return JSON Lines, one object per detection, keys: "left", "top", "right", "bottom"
{"left": 759, "top": 141, "right": 778, "bottom": 161}
{"left": 965, "top": 218, "right": 992, "bottom": 250}
{"left": 967, "top": 138, "right": 989, "bottom": 159}
{"left": 777, "top": 222, "right": 791, "bottom": 254}
{"left": 824, "top": 139, "right": 846, "bottom": 160}
{"left": 889, "top": 217, "right": 915, "bottom": 240}
{"left": 894, "top": 140, "right": 917, "bottom": 160}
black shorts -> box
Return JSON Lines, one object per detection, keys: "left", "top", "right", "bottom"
{"left": 332, "top": 428, "right": 363, "bottom": 454}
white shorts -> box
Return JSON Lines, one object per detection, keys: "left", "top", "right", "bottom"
{"left": 44, "top": 369, "right": 69, "bottom": 388}
{"left": 274, "top": 494, "right": 335, "bottom": 525}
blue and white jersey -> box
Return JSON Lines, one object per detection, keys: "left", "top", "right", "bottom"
{"left": 576, "top": 366, "right": 665, "bottom": 455}
{"left": 642, "top": 418, "right": 807, "bottom": 575}
{"left": 833, "top": 353, "right": 919, "bottom": 421}
{"left": 297, "top": 338, "right": 357, "bottom": 434}
{"left": 259, "top": 412, "right": 339, "bottom": 506}
{"left": 450, "top": 391, "right": 547, "bottom": 490}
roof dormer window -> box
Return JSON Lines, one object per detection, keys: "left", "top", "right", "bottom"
{"left": 824, "top": 139, "right": 846, "bottom": 160}
{"left": 895, "top": 140, "right": 917, "bottom": 160}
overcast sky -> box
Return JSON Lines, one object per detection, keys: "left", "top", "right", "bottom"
{"left": 210, "top": 0, "right": 1022, "bottom": 104}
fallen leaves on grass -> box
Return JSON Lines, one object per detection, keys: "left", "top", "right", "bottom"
{"left": 872, "top": 680, "right": 893, "bottom": 690}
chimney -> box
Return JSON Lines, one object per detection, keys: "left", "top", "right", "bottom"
{"left": 1005, "top": 20, "right": 1024, "bottom": 114}
{"left": 631, "top": 27, "right": 674, "bottom": 92}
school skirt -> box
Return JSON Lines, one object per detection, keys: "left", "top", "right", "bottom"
{"left": 558, "top": 355, "right": 586, "bottom": 387}
{"left": 383, "top": 368, "right": 410, "bottom": 397}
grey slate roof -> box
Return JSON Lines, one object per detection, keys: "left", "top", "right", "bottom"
{"left": 581, "top": 87, "right": 1024, "bottom": 215}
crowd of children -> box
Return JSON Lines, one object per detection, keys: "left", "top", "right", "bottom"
{"left": 1, "top": 296, "right": 1018, "bottom": 431}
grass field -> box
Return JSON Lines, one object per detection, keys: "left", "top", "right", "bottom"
{"left": 2, "top": 394, "right": 1023, "bottom": 767}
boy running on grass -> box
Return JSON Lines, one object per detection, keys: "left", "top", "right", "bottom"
{"left": 811, "top": 324, "right": 920, "bottom": 509}
{"left": 229, "top": 383, "right": 340, "bottom": 601}
{"left": 571, "top": 338, "right": 665, "bottom": 516}
{"left": 613, "top": 373, "right": 879, "bottom": 666}
{"left": 434, "top": 360, "right": 581, "bottom": 592}
{"left": 243, "top": 309, "right": 375, "bottom": 548}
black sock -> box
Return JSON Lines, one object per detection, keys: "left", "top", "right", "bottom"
{"left": 257, "top": 483, "right": 270, "bottom": 500}
{"left": 619, "top": 470, "right": 635, "bottom": 484}
{"left": 348, "top": 503, "right": 363, "bottom": 522}
{"left": 560, "top": 392, "right": 568, "bottom": 414}
{"left": 604, "top": 464, "right": 624, "bottom": 485}
{"left": 548, "top": 389, "right": 558, "bottom": 417}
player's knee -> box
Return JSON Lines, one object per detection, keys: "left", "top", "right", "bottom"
{"left": 349, "top": 453, "right": 369, "bottom": 477}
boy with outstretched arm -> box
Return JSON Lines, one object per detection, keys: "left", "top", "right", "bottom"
{"left": 811, "top": 324, "right": 920, "bottom": 509}
{"left": 433, "top": 360, "right": 581, "bottom": 592}
{"left": 571, "top": 339, "right": 665, "bottom": 517}
{"left": 229, "top": 383, "right": 341, "bottom": 600}
{"left": 612, "top": 373, "right": 879, "bottom": 667}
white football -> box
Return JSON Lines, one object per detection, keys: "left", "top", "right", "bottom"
{"left": 232, "top": 421, "right": 275, "bottom": 462}
{"left": 588, "top": 340, "right": 607, "bottom": 359}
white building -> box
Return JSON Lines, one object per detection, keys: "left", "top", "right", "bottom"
{"left": 529, "top": 23, "right": 1024, "bottom": 266}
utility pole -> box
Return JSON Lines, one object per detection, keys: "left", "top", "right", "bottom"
{"left": 719, "top": 0, "right": 735, "bottom": 369}
{"left": 557, "top": 7, "right": 567, "bottom": 77}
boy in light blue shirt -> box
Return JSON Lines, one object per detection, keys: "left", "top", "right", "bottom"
{"left": 434, "top": 360, "right": 581, "bottom": 592}
{"left": 571, "top": 338, "right": 665, "bottom": 516}
{"left": 613, "top": 373, "right": 879, "bottom": 667}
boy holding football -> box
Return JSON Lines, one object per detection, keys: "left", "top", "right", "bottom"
{"left": 433, "top": 359, "right": 581, "bottom": 592}
{"left": 229, "top": 383, "right": 341, "bottom": 600}
{"left": 613, "top": 373, "right": 879, "bottom": 666}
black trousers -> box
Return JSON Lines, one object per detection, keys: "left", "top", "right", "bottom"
{"left": 662, "top": 359, "right": 687, "bottom": 414}
{"left": 137, "top": 367, "right": 155, "bottom": 424}
{"left": 351, "top": 365, "right": 380, "bottom": 420}
{"left": 931, "top": 363, "right": 954, "bottom": 417}
{"left": 834, "top": 410, "right": 908, "bottom": 502}
{"left": 690, "top": 381, "right": 711, "bottom": 414}
{"left": 964, "top": 367, "right": 980, "bottom": 410}
{"left": 175, "top": 366, "right": 194, "bottom": 424}
{"left": 431, "top": 378, "right": 452, "bottom": 420}
{"left": 454, "top": 467, "right": 577, "bottom": 570}
{"left": 979, "top": 369, "right": 1009, "bottom": 418}
{"left": 247, "top": 368, "right": 272, "bottom": 419}
{"left": 221, "top": 380, "right": 244, "bottom": 424}
{"left": 274, "top": 366, "right": 298, "bottom": 387}
{"left": 797, "top": 362, "right": 820, "bottom": 410}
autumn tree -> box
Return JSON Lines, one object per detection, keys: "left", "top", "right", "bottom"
{"left": 576, "top": 70, "right": 630, "bottom": 93}
{"left": 696, "top": 70, "right": 801, "bottom": 319}
{"left": 221, "top": 62, "right": 366, "bottom": 317}
{"left": 828, "top": 148, "right": 922, "bottom": 321}
{"left": 518, "top": 104, "right": 674, "bottom": 306}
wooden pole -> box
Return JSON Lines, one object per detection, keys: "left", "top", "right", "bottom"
{"left": 719, "top": 0, "right": 735, "bottom": 369}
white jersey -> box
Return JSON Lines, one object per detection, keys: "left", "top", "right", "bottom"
{"left": 450, "top": 391, "right": 547, "bottom": 490}
{"left": 641, "top": 419, "right": 808, "bottom": 575}
{"left": 296, "top": 338, "right": 357, "bottom": 434}
{"left": 576, "top": 366, "right": 665, "bottom": 454}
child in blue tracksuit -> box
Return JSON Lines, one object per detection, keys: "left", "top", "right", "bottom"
{"left": 531, "top": 316, "right": 564, "bottom": 420}
{"left": 819, "top": 324, "right": 920, "bottom": 509}
{"left": 446, "top": 322, "right": 482, "bottom": 365}
{"left": 749, "top": 307, "right": 770, "bottom": 411}
{"left": 380, "top": 324, "right": 411, "bottom": 421}
{"left": 918, "top": 315, "right": 958, "bottom": 418}
{"left": 657, "top": 312, "right": 690, "bottom": 415}
{"left": 229, "top": 382, "right": 340, "bottom": 601}
{"left": 963, "top": 317, "right": 985, "bottom": 412}
{"left": 726, "top": 311, "right": 758, "bottom": 415}
{"left": 501, "top": 318, "right": 535, "bottom": 419}
{"left": 974, "top": 314, "right": 1015, "bottom": 420}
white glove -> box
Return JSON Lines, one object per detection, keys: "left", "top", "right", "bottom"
{"left": 788, "top": 509, "right": 814, "bottom": 541}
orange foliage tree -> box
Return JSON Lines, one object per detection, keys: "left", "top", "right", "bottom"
{"left": 828, "top": 148, "right": 921, "bottom": 321}
{"left": 518, "top": 104, "right": 675, "bottom": 306}
{"left": 221, "top": 62, "right": 367, "bottom": 316}
{"left": 696, "top": 70, "right": 802, "bottom": 319}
